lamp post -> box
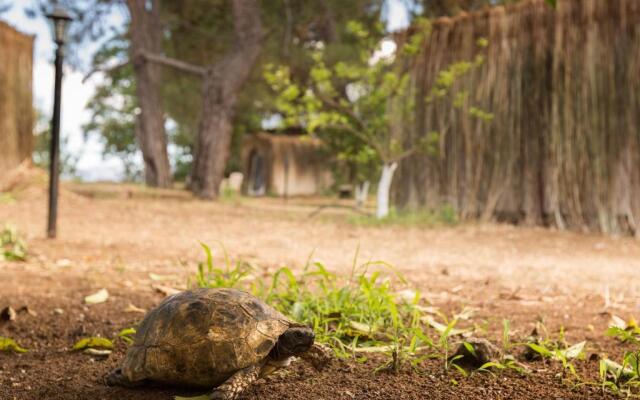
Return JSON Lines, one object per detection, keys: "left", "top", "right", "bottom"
{"left": 45, "top": 5, "right": 72, "bottom": 239}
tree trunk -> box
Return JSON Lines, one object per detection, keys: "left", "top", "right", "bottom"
{"left": 127, "top": 0, "right": 172, "bottom": 187}
{"left": 376, "top": 162, "right": 398, "bottom": 219}
{"left": 355, "top": 181, "right": 370, "bottom": 209}
{"left": 190, "top": 75, "right": 234, "bottom": 198}
{"left": 190, "top": 0, "right": 263, "bottom": 199}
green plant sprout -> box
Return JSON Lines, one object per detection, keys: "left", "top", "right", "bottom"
{"left": 191, "top": 243, "right": 477, "bottom": 372}
{"left": 0, "top": 224, "right": 27, "bottom": 261}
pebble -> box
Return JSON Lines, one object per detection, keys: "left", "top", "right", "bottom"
{"left": 56, "top": 259, "right": 72, "bottom": 267}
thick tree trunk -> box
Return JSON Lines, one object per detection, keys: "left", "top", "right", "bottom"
{"left": 376, "top": 162, "right": 398, "bottom": 219}
{"left": 127, "top": 0, "right": 172, "bottom": 187}
{"left": 190, "top": 75, "right": 234, "bottom": 198}
{"left": 190, "top": 0, "right": 263, "bottom": 199}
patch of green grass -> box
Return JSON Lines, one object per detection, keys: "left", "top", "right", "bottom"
{"left": 190, "top": 243, "right": 640, "bottom": 396}
{"left": 348, "top": 205, "right": 458, "bottom": 227}
{"left": 599, "top": 351, "right": 640, "bottom": 396}
{"left": 0, "top": 224, "right": 27, "bottom": 261}
{"left": 191, "top": 244, "right": 465, "bottom": 371}
{"left": 219, "top": 186, "right": 242, "bottom": 204}
{"left": 606, "top": 316, "right": 640, "bottom": 345}
{"left": 521, "top": 324, "right": 586, "bottom": 378}
{"left": 0, "top": 193, "right": 16, "bottom": 204}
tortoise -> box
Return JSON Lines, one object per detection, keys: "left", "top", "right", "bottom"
{"left": 107, "top": 288, "right": 329, "bottom": 399}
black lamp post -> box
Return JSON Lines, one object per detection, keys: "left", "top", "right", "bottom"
{"left": 45, "top": 5, "right": 72, "bottom": 239}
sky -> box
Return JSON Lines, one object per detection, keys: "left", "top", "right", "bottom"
{"left": 1, "top": 0, "right": 410, "bottom": 182}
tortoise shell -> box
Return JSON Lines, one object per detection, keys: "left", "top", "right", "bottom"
{"left": 121, "top": 288, "right": 292, "bottom": 388}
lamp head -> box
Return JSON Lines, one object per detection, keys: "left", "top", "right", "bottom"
{"left": 46, "top": 5, "right": 73, "bottom": 45}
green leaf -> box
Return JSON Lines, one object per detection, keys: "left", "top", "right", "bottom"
{"left": 72, "top": 337, "right": 114, "bottom": 351}
{"left": 545, "top": 0, "right": 556, "bottom": 7}
{"left": 118, "top": 327, "right": 136, "bottom": 345}
{"left": 502, "top": 319, "right": 511, "bottom": 350}
{"left": 559, "top": 341, "right": 586, "bottom": 360}
{"left": 527, "top": 343, "right": 552, "bottom": 358}
{"left": 602, "top": 358, "right": 635, "bottom": 379}
{"left": 0, "top": 337, "right": 28, "bottom": 353}
{"left": 480, "top": 361, "right": 506, "bottom": 370}
{"left": 462, "top": 342, "right": 477, "bottom": 357}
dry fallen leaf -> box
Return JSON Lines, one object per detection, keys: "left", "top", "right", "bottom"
{"left": 56, "top": 259, "right": 72, "bottom": 267}
{"left": 454, "top": 307, "right": 478, "bottom": 321}
{"left": 124, "top": 303, "right": 146, "bottom": 314}
{"left": 84, "top": 289, "right": 109, "bottom": 305}
{"left": 17, "top": 306, "right": 37, "bottom": 317}
{"left": 152, "top": 285, "right": 181, "bottom": 297}
{"left": 395, "top": 289, "right": 419, "bottom": 302}
{"left": 84, "top": 348, "right": 112, "bottom": 357}
{"left": 149, "top": 273, "right": 178, "bottom": 282}
{"left": 348, "top": 320, "right": 375, "bottom": 334}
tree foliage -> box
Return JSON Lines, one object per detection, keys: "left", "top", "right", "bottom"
{"left": 265, "top": 19, "right": 491, "bottom": 217}
{"left": 82, "top": 33, "right": 142, "bottom": 181}
{"left": 83, "top": 0, "right": 386, "bottom": 183}
{"left": 265, "top": 20, "right": 489, "bottom": 184}
{"left": 416, "top": 0, "right": 521, "bottom": 18}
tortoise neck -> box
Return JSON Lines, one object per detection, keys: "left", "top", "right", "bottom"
{"left": 268, "top": 341, "right": 290, "bottom": 361}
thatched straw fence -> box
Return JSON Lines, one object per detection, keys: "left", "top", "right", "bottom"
{"left": 0, "top": 21, "right": 34, "bottom": 177}
{"left": 395, "top": 0, "right": 640, "bottom": 235}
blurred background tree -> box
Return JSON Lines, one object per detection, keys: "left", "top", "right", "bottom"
{"left": 83, "top": 0, "right": 386, "bottom": 191}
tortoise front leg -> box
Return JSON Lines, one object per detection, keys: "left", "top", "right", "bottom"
{"left": 210, "top": 364, "right": 261, "bottom": 400}
{"left": 106, "top": 368, "right": 145, "bottom": 388}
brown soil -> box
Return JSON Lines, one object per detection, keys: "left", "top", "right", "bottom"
{"left": 1, "top": 179, "right": 639, "bottom": 399}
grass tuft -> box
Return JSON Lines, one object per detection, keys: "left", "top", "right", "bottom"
{"left": 0, "top": 224, "right": 27, "bottom": 261}
{"left": 348, "top": 205, "right": 458, "bottom": 227}
{"left": 191, "top": 243, "right": 460, "bottom": 370}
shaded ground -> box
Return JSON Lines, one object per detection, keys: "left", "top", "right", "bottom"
{"left": 1, "top": 180, "right": 639, "bottom": 399}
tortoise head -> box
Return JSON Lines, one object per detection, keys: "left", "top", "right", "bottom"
{"left": 271, "top": 326, "right": 315, "bottom": 361}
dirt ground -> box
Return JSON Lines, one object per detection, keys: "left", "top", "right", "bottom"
{"left": 1, "top": 179, "right": 640, "bottom": 399}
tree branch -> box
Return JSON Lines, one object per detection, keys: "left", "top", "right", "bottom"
{"left": 82, "top": 60, "right": 130, "bottom": 83}
{"left": 389, "top": 147, "right": 417, "bottom": 163}
{"left": 322, "top": 123, "right": 386, "bottom": 157}
{"left": 210, "top": 0, "right": 264, "bottom": 98}
{"left": 314, "top": 90, "right": 368, "bottom": 132}
{"left": 139, "top": 51, "right": 206, "bottom": 77}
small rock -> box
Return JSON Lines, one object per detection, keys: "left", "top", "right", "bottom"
{"left": 53, "top": 308, "right": 64, "bottom": 315}
{"left": 0, "top": 306, "right": 16, "bottom": 321}
{"left": 449, "top": 337, "right": 501, "bottom": 370}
